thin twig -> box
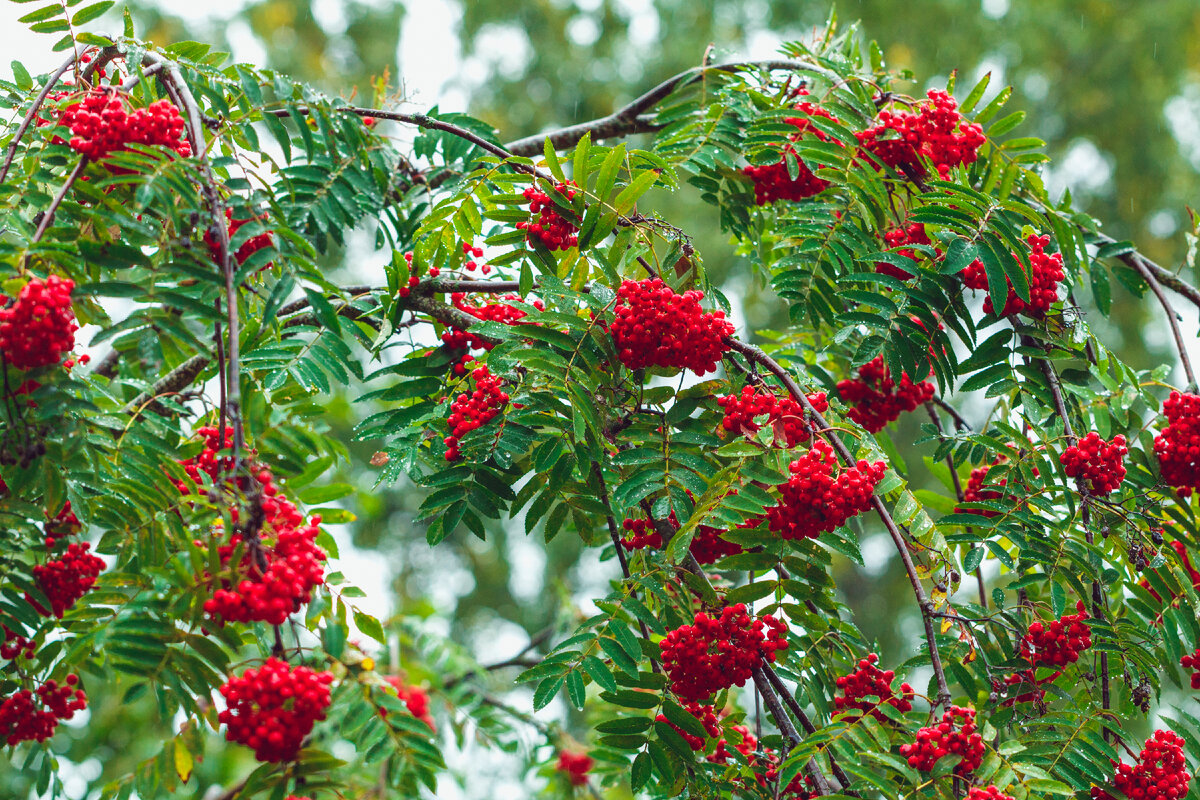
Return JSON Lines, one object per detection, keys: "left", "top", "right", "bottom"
{"left": 29, "top": 156, "right": 89, "bottom": 244}
{"left": 924, "top": 402, "right": 986, "bottom": 609}
{"left": 1128, "top": 254, "right": 1197, "bottom": 388}
{"left": 723, "top": 336, "right": 954, "bottom": 711}
{"left": 760, "top": 663, "right": 857, "bottom": 795}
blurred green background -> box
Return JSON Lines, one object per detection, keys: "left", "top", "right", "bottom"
{"left": 6, "top": 0, "right": 1200, "bottom": 796}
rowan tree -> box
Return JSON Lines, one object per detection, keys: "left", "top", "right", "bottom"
{"left": 1, "top": 8, "right": 1200, "bottom": 800}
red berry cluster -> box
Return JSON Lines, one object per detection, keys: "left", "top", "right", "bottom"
{"left": 610, "top": 279, "right": 733, "bottom": 375}
{"left": 517, "top": 181, "right": 578, "bottom": 250}
{"left": 856, "top": 89, "right": 986, "bottom": 179}
{"left": 717, "top": 386, "right": 829, "bottom": 447}
{"left": 176, "top": 427, "right": 327, "bottom": 625}
{"left": 743, "top": 91, "right": 838, "bottom": 205}
{"left": 384, "top": 676, "right": 436, "bottom": 729}
{"left": 1091, "top": 730, "right": 1191, "bottom": 800}
{"left": 766, "top": 440, "right": 886, "bottom": 541}
{"left": 58, "top": 92, "right": 190, "bottom": 163}
{"left": 556, "top": 750, "right": 593, "bottom": 787}
{"left": 31, "top": 541, "right": 104, "bottom": 618}
{"left": 1, "top": 626, "right": 36, "bottom": 661}
{"left": 442, "top": 293, "right": 544, "bottom": 352}
{"left": 1181, "top": 649, "right": 1200, "bottom": 690}
{"left": 833, "top": 653, "right": 915, "bottom": 722}
{"left": 444, "top": 364, "right": 509, "bottom": 461}
{"left": 876, "top": 222, "right": 942, "bottom": 280}
{"left": 1060, "top": 432, "right": 1127, "bottom": 495}
{"left": 0, "top": 674, "right": 86, "bottom": 745}
{"left": 961, "top": 235, "right": 1064, "bottom": 317}
{"left": 659, "top": 604, "right": 788, "bottom": 702}
{"left": 1018, "top": 600, "right": 1092, "bottom": 667}
{"left": 837, "top": 356, "right": 935, "bottom": 433}
{"left": 1154, "top": 391, "right": 1200, "bottom": 496}
{"left": 898, "top": 705, "right": 985, "bottom": 777}
{"left": 204, "top": 208, "right": 274, "bottom": 268}
{"left": 968, "top": 786, "right": 1015, "bottom": 800}
{"left": 707, "top": 725, "right": 814, "bottom": 799}
{"left": 218, "top": 657, "right": 334, "bottom": 763}
{"left": 657, "top": 701, "right": 720, "bottom": 750}
{"left": 44, "top": 501, "right": 82, "bottom": 542}
{"left": 0, "top": 276, "right": 79, "bottom": 371}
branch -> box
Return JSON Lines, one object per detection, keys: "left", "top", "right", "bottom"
{"left": 122, "top": 353, "right": 211, "bottom": 416}
{"left": 722, "top": 336, "right": 954, "bottom": 711}
{"left": 924, "top": 402, "right": 986, "bottom": 609}
{"left": 1128, "top": 254, "right": 1197, "bottom": 387}
{"left": 752, "top": 666, "right": 835, "bottom": 796}
{"left": 29, "top": 155, "right": 89, "bottom": 244}
{"left": 760, "top": 662, "right": 857, "bottom": 795}
{"left": 0, "top": 47, "right": 95, "bottom": 185}
{"left": 1091, "top": 232, "right": 1200, "bottom": 311}
{"left": 504, "top": 59, "right": 828, "bottom": 156}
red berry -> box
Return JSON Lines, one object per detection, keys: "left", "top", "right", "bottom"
{"left": 837, "top": 355, "right": 935, "bottom": 433}
{"left": 743, "top": 90, "right": 839, "bottom": 205}
{"left": 516, "top": 181, "right": 579, "bottom": 250}
{"left": 1154, "top": 391, "right": 1200, "bottom": 495}
{"left": 833, "top": 652, "right": 914, "bottom": 722}
{"left": 443, "top": 365, "right": 509, "bottom": 462}
{"left": 717, "top": 385, "right": 828, "bottom": 446}
{"left": 857, "top": 89, "right": 985, "bottom": 179}
{"left": 1091, "top": 730, "right": 1190, "bottom": 800}
{"left": 898, "top": 705, "right": 985, "bottom": 777}
{"left": 556, "top": 750, "right": 593, "bottom": 786}
{"left": 961, "top": 234, "right": 1064, "bottom": 317}
{"left": 766, "top": 440, "right": 886, "bottom": 541}
{"left": 1061, "top": 432, "right": 1127, "bottom": 495}
{"left": 1018, "top": 600, "right": 1092, "bottom": 667}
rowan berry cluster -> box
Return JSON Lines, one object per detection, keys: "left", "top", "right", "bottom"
{"left": 218, "top": 657, "right": 334, "bottom": 763}
{"left": 657, "top": 701, "right": 719, "bottom": 750}
{"left": 766, "top": 440, "right": 886, "bottom": 541}
{"left": 58, "top": 93, "right": 190, "bottom": 163}
{"left": 0, "top": 276, "right": 79, "bottom": 371}
{"left": 517, "top": 181, "right": 578, "bottom": 250}
{"left": 1180, "top": 649, "right": 1200, "bottom": 690}
{"left": 205, "top": 208, "right": 274, "bottom": 267}
{"left": 442, "top": 293, "right": 543, "bottom": 352}
{"left": 876, "top": 222, "right": 941, "bottom": 280}
{"left": 743, "top": 91, "right": 838, "bottom": 204}
{"left": 0, "top": 674, "right": 86, "bottom": 745}
{"left": 837, "top": 356, "right": 935, "bottom": 433}
{"left": 44, "top": 501, "right": 82, "bottom": 542}
{"left": 556, "top": 751, "right": 593, "bottom": 786}
{"left": 610, "top": 278, "right": 733, "bottom": 375}
{"left": 1, "top": 626, "right": 36, "bottom": 661}
{"left": 659, "top": 604, "right": 788, "bottom": 702}
{"left": 961, "top": 235, "right": 1064, "bottom": 317}
{"left": 708, "top": 725, "right": 814, "bottom": 799}
{"left": 717, "top": 386, "right": 829, "bottom": 447}
{"left": 384, "top": 676, "right": 436, "bottom": 729}
{"left": 968, "top": 786, "right": 1015, "bottom": 800}
{"left": 833, "top": 653, "right": 915, "bottom": 721}
{"left": 1060, "top": 433, "right": 1128, "bottom": 495}
{"left": 31, "top": 541, "right": 105, "bottom": 618}
{"left": 898, "top": 705, "right": 985, "bottom": 777}
{"left": 1091, "top": 730, "right": 1191, "bottom": 800}
{"left": 1154, "top": 391, "right": 1200, "bottom": 495}
{"left": 1018, "top": 601, "right": 1092, "bottom": 667}
{"left": 856, "top": 89, "right": 986, "bottom": 179}
{"left": 444, "top": 364, "right": 509, "bottom": 461}
{"left": 176, "top": 427, "right": 327, "bottom": 625}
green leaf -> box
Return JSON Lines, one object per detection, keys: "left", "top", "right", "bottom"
{"left": 544, "top": 136, "right": 566, "bottom": 182}
{"left": 960, "top": 71, "right": 991, "bottom": 114}
{"left": 353, "top": 609, "right": 387, "bottom": 645}
{"left": 11, "top": 61, "right": 32, "bottom": 91}
{"left": 594, "top": 143, "right": 626, "bottom": 201}
{"left": 566, "top": 669, "right": 587, "bottom": 709}
{"left": 71, "top": 0, "right": 114, "bottom": 25}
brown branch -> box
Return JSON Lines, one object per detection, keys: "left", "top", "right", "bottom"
{"left": 760, "top": 662, "right": 857, "bottom": 795}
{"left": 924, "top": 402, "right": 986, "bottom": 609}
{"left": 1090, "top": 232, "right": 1200, "bottom": 312}
{"left": 752, "top": 667, "right": 835, "bottom": 796}
{"left": 0, "top": 47, "right": 95, "bottom": 185}
{"left": 29, "top": 156, "right": 89, "bottom": 244}
{"left": 504, "top": 59, "right": 828, "bottom": 156}
{"left": 722, "top": 336, "right": 954, "bottom": 711}
{"left": 1128, "top": 254, "right": 1197, "bottom": 387}
{"left": 122, "top": 353, "right": 212, "bottom": 416}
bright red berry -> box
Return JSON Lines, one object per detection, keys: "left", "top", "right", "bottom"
{"left": 1091, "top": 730, "right": 1190, "bottom": 800}
{"left": 837, "top": 355, "right": 935, "bottom": 433}
{"left": 961, "top": 234, "right": 1064, "bottom": 317}
{"left": 899, "top": 705, "right": 985, "bottom": 777}
{"left": 659, "top": 604, "right": 788, "bottom": 702}
{"left": 717, "top": 386, "right": 828, "bottom": 446}
{"left": 444, "top": 364, "right": 509, "bottom": 461}
{"left": 1018, "top": 600, "right": 1092, "bottom": 667}
{"left": 766, "top": 440, "right": 886, "bottom": 541}
{"left": 609, "top": 278, "right": 733, "bottom": 375}
{"left": 833, "top": 653, "right": 914, "bottom": 722}
{"left": 517, "top": 181, "right": 579, "bottom": 250}
{"left": 0, "top": 276, "right": 78, "bottom": 371}
{"left": 556, "top": 750, "right": 593, "bottom": 786}
{"left": 1154, "top": 391, "right": 1200, "bottom": 496}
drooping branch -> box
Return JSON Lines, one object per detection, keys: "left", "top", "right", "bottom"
{"left": 751, "top": 667, "right": 836, "bottom": 796}
{"left": 29, "top": 155, "right": 89, "bottom": 244}
{"left": 504, "top": 59, "right": 830, "bottom": 156}
{"left": 1128, "top": 254, "right": 1197, "bottom": 388}
{"left": 722, "top": 336, "right": 954, "bottom": 711}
